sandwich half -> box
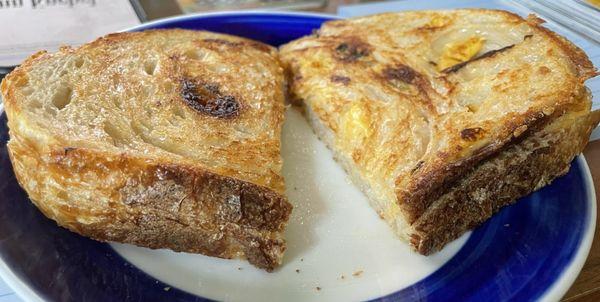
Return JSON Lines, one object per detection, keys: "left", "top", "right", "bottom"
{"left": 1, "top": 29, "right": 291, "bottom": 271}
{"left": 280, "top": 10, "right": 600, "bottom": 254}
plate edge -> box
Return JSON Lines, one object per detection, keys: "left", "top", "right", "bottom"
{"left": 0, "top": 248, "right": 44, "bottom": 302}
{"left": 0, "top": 102, "right": 45, "bottom": 301}
{"left": 538, "top": 155, "right": 597, "bottom": 302}
{"left": 120, "top": 10, "right": 341, "bottom": 33}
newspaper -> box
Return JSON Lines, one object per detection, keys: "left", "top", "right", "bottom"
{"left": 0, "top": 0, "right": 140, "bottom": 67}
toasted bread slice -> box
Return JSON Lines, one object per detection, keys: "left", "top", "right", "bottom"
{"left": 280, "top": 10, "right": 600, "bottom": 254}
{"left": 1, "top": 29, "right": 291, "bottom": 271}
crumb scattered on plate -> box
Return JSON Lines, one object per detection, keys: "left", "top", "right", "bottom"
{"left": 353, "top": 270, "right": 364, "bottom": 277}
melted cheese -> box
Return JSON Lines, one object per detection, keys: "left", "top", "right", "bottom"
{"left": 340, "top": 102, "right": 371, "bottom": 143}
{"left": 427, "top": 15, "right": 449, "bottom": 28}
{"left": 438, "top": 36, "right": 485, "bottom": 71}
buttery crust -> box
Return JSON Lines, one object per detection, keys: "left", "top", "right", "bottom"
{"left": 280, "top": 9, "right": 599, "bottom": 254}
{"left": 1, "top": 29, "right": 290, "bottom": 271}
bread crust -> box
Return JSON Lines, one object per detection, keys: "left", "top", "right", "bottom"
{"left": 411, "top": 108, "right": 600, "bottom": 254}
{"left": 400, "top": 105, "right": 568, "bottom": 223}
{"left": 2, "top": 29, "right": 290, "bottom": 271}
{"left": 7, "top": 137, "right": 291, "bottom": 270}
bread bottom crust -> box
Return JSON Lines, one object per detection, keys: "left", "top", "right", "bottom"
{"left": 7, "top": 134, "right": 291, "bottom": 271}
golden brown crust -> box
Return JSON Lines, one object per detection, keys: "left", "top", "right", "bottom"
{"left": 2, "top": 29, "right": 290, "bottom": 270}
{"left": 401, "top": 104, "right": 572, "bottom": 223}
{"left": 7, "top": 126, "right": 291, "bottom": 270}
{"left": 411, "top": 108, "right": 600, "bottom": 254}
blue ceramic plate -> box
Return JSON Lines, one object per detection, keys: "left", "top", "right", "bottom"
{"left": 0, "top": 12, "right": 595, "bottom": 302}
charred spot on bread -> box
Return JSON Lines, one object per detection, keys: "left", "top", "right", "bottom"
{"left": 181, "top": 78, "right": 240, "bottom": 118}
{"left": 460, "top": 127, "right": 484, "bottom": 141}
{"left": 331, "top": 75, "right": 351, "bottom": 85}
{"left": 411, "top": 160, "right": 425, "bottom": 174}
{"left": 334, "top": 40, "right": 371, "bottom": 62}
{"left": 382, "top": 64, "right": 429, "bottom": 96}
{"left": 383, "top": 64, "right": 418, "bottom": 83}
{"left": 476, "top": 44, "right": 516, "bottom": 61}
{"left": 63, "top": 147, "right": 76, "bottom": 155}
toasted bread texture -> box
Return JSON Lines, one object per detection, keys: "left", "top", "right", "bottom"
{"left": 1, "top": 29, "right": 291, "bottom": 271}
{"left": 280, "top": 9, "right": 600, "bottom": 254}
